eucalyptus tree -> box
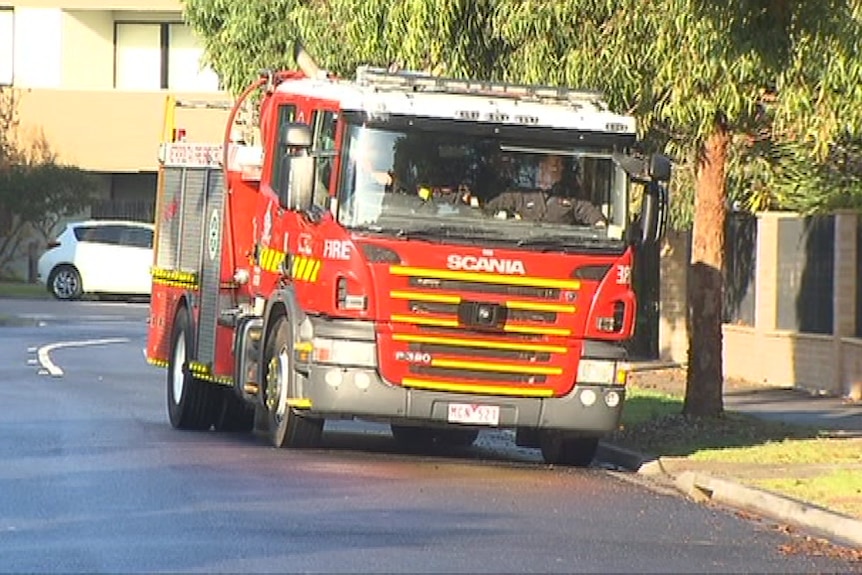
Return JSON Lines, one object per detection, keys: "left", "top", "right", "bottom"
{"left": 183, "top": 0, "right": 500, "bottom": 89}
{"left": 490, "top": 0, "right": 862, "bottom": 416}
{"left": 183, "top": 0, "right": 862, "bottom": 416}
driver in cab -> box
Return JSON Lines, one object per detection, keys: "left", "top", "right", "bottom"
{"left": 485, "top": 155, "right": 607, "bottom": 227}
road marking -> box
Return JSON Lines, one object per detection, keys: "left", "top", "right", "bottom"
{"left": 36, "top": 338, "right": 130, "bottom": 378}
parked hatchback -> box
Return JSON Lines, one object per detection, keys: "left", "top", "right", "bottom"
{"left": 37, "top": 220, "right": 155, "bottom": 300}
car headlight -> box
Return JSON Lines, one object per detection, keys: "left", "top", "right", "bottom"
{"left": 311, "top": 337, "right": 377, "bottom": 368}
{"left": 577, "top": 359, "right": 620, "bottom": 385}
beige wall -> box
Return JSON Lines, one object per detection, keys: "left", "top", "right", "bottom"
{"left": 10, "top": 1, "right": 182, "bottom": 9}
{"left": 14, "top": 88, "right": 230, "bottom": 172}
{"left": 61, "top": 10, "right": 114, "bottom": 89}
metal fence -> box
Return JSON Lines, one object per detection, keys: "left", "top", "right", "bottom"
{"left": 89, "top": 199, "right": 156, "bottom": 224}
{"left": 724, "top": 214, "right": 757, "bottom": 327}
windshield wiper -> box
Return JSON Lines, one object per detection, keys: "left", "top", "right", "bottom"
{"left": 349, "top": 224, "right": 493, "bottom": 242}
{"left": 516, "top": 234, "right": 621, "bottom": 252}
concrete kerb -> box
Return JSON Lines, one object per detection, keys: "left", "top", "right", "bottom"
{"left": 597, "top": 441, "right": 862, "bottom": 550}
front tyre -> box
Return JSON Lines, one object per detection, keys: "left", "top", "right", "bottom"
{"left": 48, "top": 265, "right": 82, "bottom": 300}
{"left": 264, "top": 315, "right": 322, "bottom": 448}
{"left": 539, "top": 432, "right": 599, "bottom": 467}
{"left": 167, "top": 307, "right": 216, "bottom": 430}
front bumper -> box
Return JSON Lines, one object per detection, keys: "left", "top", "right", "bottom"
{"left": 298, "top": 364, "right": 625, "bottom": 433}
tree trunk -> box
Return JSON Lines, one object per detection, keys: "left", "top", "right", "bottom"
{"left": 684, "top": 116, "right": 730, "bottom": 417}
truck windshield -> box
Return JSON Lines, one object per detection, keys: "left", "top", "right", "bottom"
{"left": 335, "top": 121, "right": 630, "bottom": 245}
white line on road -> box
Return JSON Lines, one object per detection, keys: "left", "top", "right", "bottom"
{"left": 36, "top": 338, "right": 131, "bottom": 378}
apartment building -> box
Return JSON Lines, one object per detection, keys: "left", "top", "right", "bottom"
{"left": 0, "top": 0, "right": 230, "bottom": 219}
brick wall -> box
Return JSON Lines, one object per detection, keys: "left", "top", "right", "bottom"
{"left": 660, "top": 211, "right": 862, "bottom": 398}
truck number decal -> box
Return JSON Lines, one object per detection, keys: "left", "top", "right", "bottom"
{"left": 395, "top": 351, "right": 432, "bottom": 364}
{"left": 616, "top": 264, "right": 631, "bottom": 285}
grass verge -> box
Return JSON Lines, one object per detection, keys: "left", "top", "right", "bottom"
{"left": 0, "top": 280, "right": 49, "bottom": 299}
{"left": 615, "top": 386, "right": 862, "bottom": 520}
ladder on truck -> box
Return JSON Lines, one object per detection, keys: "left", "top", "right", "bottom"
{"left": 354, "top": 65, "right": 609, "bottom": 110}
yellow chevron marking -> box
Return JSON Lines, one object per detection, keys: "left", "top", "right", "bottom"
{"left": 390, "top": 290, "right": 462, "bottom": 304}
{"left": 506, "top": 300, "right": 576, "bottom": 313}
{"left": 431, "top": 358, "right": 563, "bottom": 376}
{"left": 392, "top": 333, "right": 567, "bottom": 354}
{"left": 402, "top": 377, "right": 554, "bottom": 397}
{"left": 309, "top": 260, "right": 322, "bottom": 282}
{"left": 390, "top": 315, "right": 459, "bottom": 328}
{"left": 389, "top": 265, "right": 580, "bottom": 290}
{"left": 259, "top": 247, "right": 287, "bottom": 273}
{"left": 301, "top": 259, "right": 317, "bottom": 281}
{"left": 274, "top": 252, "right": 286, "bottom": 272}
{"left": 291, "top": 256, "right": 302, "bottom": 278}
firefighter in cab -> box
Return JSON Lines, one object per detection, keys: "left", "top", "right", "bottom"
{"left": 485, "top": 154, "right": 606, "bottom": 227}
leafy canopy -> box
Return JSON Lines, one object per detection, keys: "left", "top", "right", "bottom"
{"left": 183, "top": 0, "right": 862, "bottom": 221}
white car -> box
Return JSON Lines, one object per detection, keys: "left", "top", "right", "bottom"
{"left": 37, "top": 220, "right": 154, "bottom": 300}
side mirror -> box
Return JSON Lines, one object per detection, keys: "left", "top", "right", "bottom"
{"left": 639, "top": 180, "right": 669, "bottom": 245}
{"left": 278, "top": 156, "right": 314, "bottom": 212}
{"left": 276, "top": 123, "right": 314, "bottom": 211}
{"left": 614, "top": 152, "right": 672, "bottom": 183}
{"left": 648, "top": 154, "right": 671, "bottom": 183}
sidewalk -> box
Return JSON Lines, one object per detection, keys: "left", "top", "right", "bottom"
{"left": 600, "top": 385, "right": 862, "bottom": 550}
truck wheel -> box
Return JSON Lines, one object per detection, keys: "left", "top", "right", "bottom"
{"left": 264, "top": 315, "right": 322, "bottom": 448}
{"left": 539, "top": 432, "right": 599, "bottom": 467}
{"left": 213, "top": 390, "right": 255, "bottom": 433}
{"left": 167, "top": 307, "right": 216, "bottom": 430}
{"left": 48, "top": 265, "right": 82, "bottom": 300}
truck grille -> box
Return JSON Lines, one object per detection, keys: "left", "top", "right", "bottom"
{"left": 383, "top": 265, "right": 581, "bottom": 397}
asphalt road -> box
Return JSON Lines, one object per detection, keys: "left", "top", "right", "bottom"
{"left": 0, "top": 298, "right": 858, "bottom": 573}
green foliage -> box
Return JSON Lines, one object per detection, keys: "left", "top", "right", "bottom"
{"left": 182, "top": 0, "right": 862, "bottom": 226}
{"left": 0, "top": 163, "right": 96, "bottom": 229}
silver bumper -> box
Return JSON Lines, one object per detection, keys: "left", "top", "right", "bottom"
{"left": 297, "top": 364, "right": 625, "bottom": 434}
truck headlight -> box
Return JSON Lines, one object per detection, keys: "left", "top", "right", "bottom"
{"left": 312, "top": 337, "right": 377, "bottom": 368}
{"left": 577, "top": 359, "right": 618, "bottom": 385}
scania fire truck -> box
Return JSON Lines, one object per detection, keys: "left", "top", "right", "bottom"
{"left": 146, "top": 45, "right": 670, "bottom": 466}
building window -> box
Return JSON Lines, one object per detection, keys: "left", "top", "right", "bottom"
{"left": 114, "top": 22, "right": 219, "bottom": 91}
{"left": 0, "top": 7, "right": 13, "bottom": 86}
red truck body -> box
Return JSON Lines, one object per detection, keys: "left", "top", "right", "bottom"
{"left": 146, "top": 60, "right": 669, "bottom": 465}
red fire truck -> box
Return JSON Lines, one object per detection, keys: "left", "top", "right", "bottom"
{"left": 146, "top": 46, "right": 670, "bottom": 466}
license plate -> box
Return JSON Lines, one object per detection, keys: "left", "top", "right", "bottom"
{"left": 447, "top": 403, "right": 500, "bottom": 426}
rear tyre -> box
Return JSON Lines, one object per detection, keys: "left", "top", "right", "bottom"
{"left": 264, "top": 315, "right": 322, "bottom": 448}
{"left": 48, "top": 265, "right": 82, "bottom": 300}
{"left": 539, "top": 432, "right": 599, "bottom": 467}
{"left": 167, "top": 307, "right": 216, "bottom": 430}
{"left": 213, "top": 390, "right": 255, "bottom": 433}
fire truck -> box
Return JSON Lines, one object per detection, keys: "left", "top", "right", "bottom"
{"left": 146, "top": 45, "right": 670, "bottom": 466}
